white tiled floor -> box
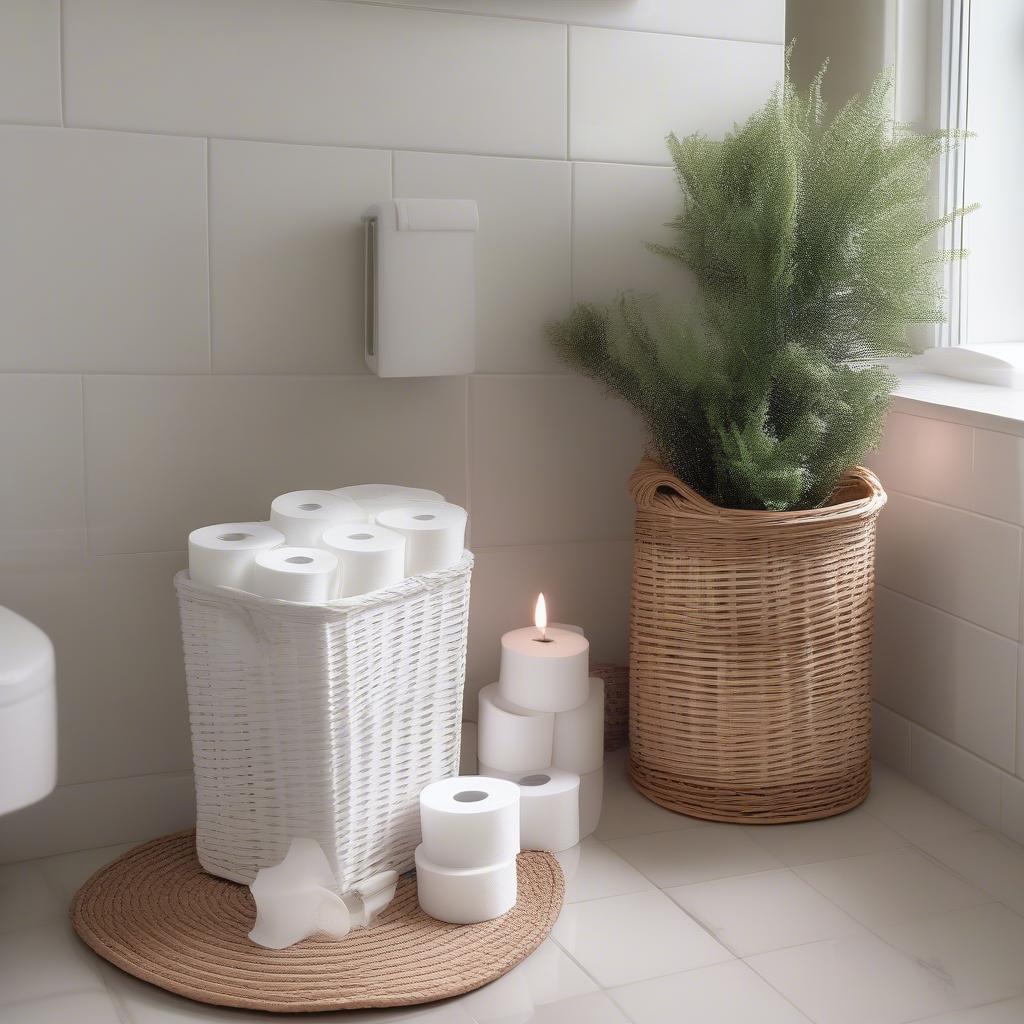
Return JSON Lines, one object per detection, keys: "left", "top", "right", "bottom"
{"left": 3, "top": 751, "right": 1024, "bottom": 1024}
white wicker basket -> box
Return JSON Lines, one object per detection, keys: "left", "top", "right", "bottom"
{"left": 175, "top": 552, "right": 472, "bottom": 890}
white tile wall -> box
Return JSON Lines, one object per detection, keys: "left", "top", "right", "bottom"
{"left": 569, "top": 27, "right": 783, "bottom": 164}
{"left": 0, "top": 0, "right": 785, "bottom": 858}
{"left": 572, "top": 162, "right": 691, "bottom": 304}
{"left": 63, "top": 0, "right": 567, "bottom": 157}
{"left": 876, "top": 491, "right": 1021, "bottom": 639}
{"left": 0, "top": 1, "right": 60, "bottom": 126}
{"left": 0, "top": 127, "right": 210, "bottom": 373}
{"left": 210, "top": 140, "right": 392, "bottom": 374}
{"left": 874, "top": 587, "right": 1017, "bottom": 770}
{"left": 871, "top": 406, "right": 1024, "bottom": 844}
{"left": 357, "top": 1, "right": 786, "bottom": 43}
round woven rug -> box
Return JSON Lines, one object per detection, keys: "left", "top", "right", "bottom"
{"left": 71, "top": 830, "right": 564, "bottom": 1013}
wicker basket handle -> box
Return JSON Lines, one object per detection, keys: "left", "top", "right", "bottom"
{"left": 629, "top": 456, "right": 722, "bottom": 516}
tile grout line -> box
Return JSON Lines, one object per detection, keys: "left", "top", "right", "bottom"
{"left": 564, "top": 24, "right": 571, "bottom": 162}
{"left": 876, "top": 580, "right": 1020, "bottom": 646}
{"left": 57, "top": 0, "right": 65, "bottom": 128}
{"left": 205, "top": 138, "right": 214, "bottom": 373}
{"left": 79, "top": 375, "right": 91, "bottom": 558}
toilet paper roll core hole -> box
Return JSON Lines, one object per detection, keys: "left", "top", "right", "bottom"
{"left": 518, "top": 775, "right": 551, "bottom": 787}
{"left": 218, "top": 532, "right": 252, "bottom": 542}
{"left": 452, "top": 790, "right": 489, "bottom": 803}
{"left": 413, "top": 514, "right": 436, "bottom": 521}
{"left": 348, "top": 533, "right": 374, "bottom": 541}
{"left": 298, "top": 503, "right": 323, "bottom": 511}
{"left": 285, "top": 556, "right": 315, "bottom": 565}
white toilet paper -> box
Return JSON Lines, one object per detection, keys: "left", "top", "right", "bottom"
{"left": 460, "top": 721, "right": 479, "bottom": 776}
{"left": 551, "top": 677, "right": 605, "bottom": 775}
{"left": 517, "top": 769, "right": 580, "bottom": 853}
{"left": 251, "top": 547, "right": 339, "bottom": 603}
{"left": 320, "top": 523, "right": 406, "bottom": 598}
{"left": 332, "top": 484, "right": 444, "bottom": 520}
{"left": 478, "top": 682, "right": 554, "bottom": 774}
{"left": 414, "top": 845, "right": 517, "bottom": 924}
{"left": 375, "top": 502, "right": 467, "bottom": 575}
{"left": 579, "top": 766, "right": 603, "bottom": 839}
{"left": 419, "top": 776, "right": 520, "bottom": 870}
{"left": 270, "top": 490, "right": 363, "bottom": 546}
{"left": 188, "top": 522, "right": 284, "bottom": 590}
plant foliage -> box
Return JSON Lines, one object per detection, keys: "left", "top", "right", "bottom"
{"left": 549, "top": 61, "right": 973, "bottom": 510}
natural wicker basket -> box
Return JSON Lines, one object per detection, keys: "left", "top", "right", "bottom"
{"left": 628, "top": 457, "right": 886, "bottom": 824}
{"left": 591, "top": 663, "right": 629, "bottom": 752}
{"left": 175, "top": 553, "right": 472, "bottom": 890}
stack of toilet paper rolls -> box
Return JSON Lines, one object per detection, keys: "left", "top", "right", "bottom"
{"left": 477, "top": 627, "right": 604, "bottom": 850}
{"left": 415, "top": 776, "right": 521, "bottom": 924}
{"left": 187, "top": 484, "right": 467, "bottom": 603}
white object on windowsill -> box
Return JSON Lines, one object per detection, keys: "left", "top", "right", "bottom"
{"left": 914, "top": 344, "right": 1024, "bottom": 388}
{"left": 248, "top": 839, "right": 398, "bottom": 949}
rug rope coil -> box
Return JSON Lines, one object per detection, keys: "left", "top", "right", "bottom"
{"left": 71, "top": 831, "right": 563, "bottom": 1013}
{"left": 628, "top": 456, "right": 886, "bottom": 823}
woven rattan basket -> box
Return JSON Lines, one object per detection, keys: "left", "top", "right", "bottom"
{"left": 628, "top": 457, "right": 886, "bottom": 824}
{"left": 175, "top": 553, "right": 472, "bottom": 890}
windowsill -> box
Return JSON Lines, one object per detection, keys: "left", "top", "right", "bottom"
{"left": 892, "top": 371, "right": 1024, "bottom": 436}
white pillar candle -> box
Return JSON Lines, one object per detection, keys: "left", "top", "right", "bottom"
{"left": 579, "top": 766, "right": 603, "bottom": 839}
{"left": 499, "top": 626, "right": 590, "bottom": 713}
{"left": 517, "top": 769, "right": 580, "bottom": 852}
{"left": 188, "top": 522, "right": 284, "bottom": 590}
{"left": 251, "top": 547, "right": 339, "bottom": 603}
{"left": 551, "top": 677, "right": 605, "bottom": 775}
{"left": 414, "top": 846, "right": 517, "bottom": 924}
{"left": 477, "top": 682, "right": 554, "bottom": 774}
{"left": 419, "top": 776, "right": 520, "bottom": 870}
{"left": 376, "top": 502, "right": 467, "bottom": 575}
{"left": 320, "top": 522, "right": 406, "bottom": 598}
{"left": 270, "top": 490, "right": 362, "bottom": 547}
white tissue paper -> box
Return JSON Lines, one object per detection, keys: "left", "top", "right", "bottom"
{"left": 332, "top": 484, "right": 444, "bottom": 520}
{"left": 414, "top": 846, "right": 518, "bottom": 925}
{"left": 187, "top": 522, "right": 284, "bottom": 590}
{"left": 251, "top": 547, "right": 339, "bottom": 603}
{"left": 320, "top": 523, "right": 406, "bottom": 598}
{"left": 419, "top": 776, "right": 520, "bottom": 870}
{"left": 478, "top": 682, "right": 554, "bottom": 774}
{"left": 375, "top": 502, "right": 467, "bottom": 575}
{"left": 517, "top": 769, "right": 581, "bottom": 853}
{"left": 269, "top": 490, "right": 362, "bottom": 547}
{"left": 551, "top": 676, "right": 605, "bottom": 775}
{"left": 248, "top": 839, "right": 398, "bottom": 949}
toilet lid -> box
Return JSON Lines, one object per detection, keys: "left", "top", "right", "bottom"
{"left": 0, "top": 606, "right": 54, "bottom": 707}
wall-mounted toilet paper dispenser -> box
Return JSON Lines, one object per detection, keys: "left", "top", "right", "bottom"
{"left": 363, "top": 198, "right": 478, "bottom": 377}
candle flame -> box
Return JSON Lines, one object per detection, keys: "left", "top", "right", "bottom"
{"left": 534, "top": 593, "right": 548, "bottom": 640}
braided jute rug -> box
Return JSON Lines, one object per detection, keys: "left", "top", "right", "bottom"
{"left": 71, "top": 830, "right": 564, "bottom": 1013}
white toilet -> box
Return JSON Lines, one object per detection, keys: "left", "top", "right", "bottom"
{"left": 0, "top": 606, "right": 56, "bottom": 815}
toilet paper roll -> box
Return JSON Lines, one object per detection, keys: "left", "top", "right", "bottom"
{"left": 414, "top": 846, "right": 517, "bottom": 924}
{"left": 332, "top": 484, "right": 444, "bottom": 520}
{"left": 251, "top": 547, "right": 339, "bottom": 603}
{"left": 551, "top": 677, "right": 605, "bottom": 775}
{"left": 419, "top": 776, "right": 520, "bottom": 870}
{"left": 478, "top": 682, "right": 554, "bottom": 774}
{"left": 579, "top": 766, "right": 603, "bottom": 839}
{"left": 375, "top": 502, "right": 467, "bottom": 576}
{"left": 270, "top": 490, "right": 362, "bottom": 547}
{"left": 320, "top": 523, "right": 406, "bottom": 598}
{"left": 517, "top": 769, "right": 580, "bottom": 853}
{"left": 188, "top": 522, "right": 285, "bottom": 590}
{"left": 460, "top": 721, "right": 479, "bottom": 776}
{"left": 478, "top": 762, "right": 534, "bottom": 781}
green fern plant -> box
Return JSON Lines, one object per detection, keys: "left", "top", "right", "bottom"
{"left": 549, "top": 62, "right": 973, "bottom": 511}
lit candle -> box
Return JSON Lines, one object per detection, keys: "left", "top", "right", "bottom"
{"left": 498, "top": 595, "right": 591, "bottom": 713}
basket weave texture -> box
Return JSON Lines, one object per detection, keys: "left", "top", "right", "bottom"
{"left": 628, "top": 457, "right": 886, "bottom": 823}
{"left": 175, "top": 553, "right": 472, "bottom": 890}
{"left": 591, "top": 663, "right": 629, "bottom": 752}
